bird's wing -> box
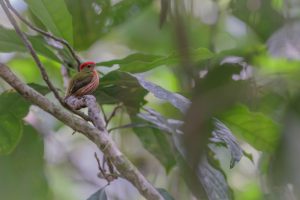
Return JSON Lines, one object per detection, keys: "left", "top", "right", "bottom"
{"left": 66, "top": 70, "right": 93, "bottom": 96}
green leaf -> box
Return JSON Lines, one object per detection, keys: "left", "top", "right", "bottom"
{"left": 133, "top": 74, "right": 191, "bottom": 113}
{"left": 210, "top": 119, "right": 243, "bottom": 169}
{"left": 0, "top": 26, "right": 59, "bottom": 61}
{"left": 0, "top": 91, "right": 30, "bottom": 119}
{"left": 65, "top": 0, "right": 110, "bottom": 50}
{"left": 0, "top": 114, "right": 22, "bottom": 155}
{"left": 65, "top": 0, "right": 152, "bottom": 50}
{"left": 95, "top": 71, "right": 147, "bottom": 114}
{"left": 138, "top": 107, "right": 183, "bottom": 135}
{"left": 159, "top": 0, "right": 170, "bottom": 28}
{"left": 28, "top": 83, "right": 50, "bottom": 95}
{"left": 0, "top": 124, "right": 52, "bottom": 200}
{"left": 87, "top": 187, "right": 107, "bottom": 200}
{"left": 231, "top": 0, "right": 284, "bottom": 41}
{"left": 131, "top": 116, "right": 177, "bottom": 173}
{"left": 97, "top": 48, "right": 213, "bottom": 73}
{"left": 157, "top": 188, "right": 175, "bottom": 200}
{"left": 0, "top": 91, "right": 31, "bottom": 155}
{"left": 219, "top": 104, "right": 280, "bottom": 152}
{"left": 173, "top": 133, "right": 232, "bottom": 200}
{"left": 25, "top": 0, "right": 73, "bottom": 45}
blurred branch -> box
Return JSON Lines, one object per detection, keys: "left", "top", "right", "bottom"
{"left": 0, "top": 63, "right": 163, "bottom": 200}
{"left": 4, "top": 0, "right": 81, "bottom": 69}
{"left": 61, "top": 65, "right": 70, "bottom": 90}
{"left": 0, "top": 0, "right": 91, "bottom": 122}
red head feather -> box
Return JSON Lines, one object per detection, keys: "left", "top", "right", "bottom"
{"left": 79, "top": 61, "right": 96, "bottom": 71}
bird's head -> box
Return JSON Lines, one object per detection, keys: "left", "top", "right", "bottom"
{"left": 79, "top": 61, "right": 96, "bottom": 71}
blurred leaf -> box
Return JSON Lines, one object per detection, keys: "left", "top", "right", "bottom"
{"left": 210, "top": 119, "right": 243, "bottom": 169}
{"left": 138, "top": 107, "right": 183, "bottom": 135}
{"left": 0, "top": 114, "right": 22, "bottom": 155}
{"left": 95, "top": 71, "right": 147, "bottom": 114}
{"left": 97, "top": 48, "right": 213, "bottom": 73}
{"left": 0, "top": 26, "right": 59, "bottom": 61}
{"left": 131, "top": 116, "right": 176, "bottom": 173}
{"left": 65, "top": 0, "right": 110, "bottom": 50}
{"left": 134, "top": 74, "right": 191, "bottom": 113}
{"left": 65, "top": 0, "right": 152, "bottom": 50}
{"left": 220, "top": 104, "right": 280, "bottom": 152}
{"left": 231, "top": 0, "right": 284, "bottom": 41}
{"left": 0, "top": 91, "right": 31, "bottom": 155}
{"left": 0, "top": 91, "right": 30, "bottom": 119}
{"left": 159, "top": 0, "right": 170, "bottom": 28}
{"left": 87, "top": 187, "right": 107, "bottom": 200}
{"left": 25, "top": 0, "right": 73, "bottom": 45}
{"left": 0, "top": 124, "right": 52, "bottom": 200}
{"left": 28, "top": 83, "right": 50, "bottom": 95}
{"left": 173, "top": 134, "right": 232, "bottom": 200}
{"left": 157, "top": 188, "right": 175, "bottom": 200}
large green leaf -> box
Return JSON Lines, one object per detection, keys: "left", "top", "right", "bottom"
{"left": 97, "top": 48, "right": 213, "bottom": 73}
{"left": 0, "top": 91, "right": 31, "bottom": 155}
{"left": 65, "top": 0, "right": 152, "bottom": 50}
{"left": 25, "top": 0, "right": 73, "bottom": 45}
{"left": 0, "top": 114, "right": 22, "bottom": 155}
{"left": 131, "top": 116, "right": 176, "bottom": 173}
{"left": 0, "top": 125, "right": 51, "bottom": 200}
{"left": 65, "top": 0, "right": 110, "bottom": 50}
{"left": 231, "top": 0, "right": 284, "bottom": 41}
{"left": 220, "top": 104, "right": 280, "bottom": 152}
{"left": 0, "top": 91, "right": 30, "bottom": 119}
{"left": 0, "top": 26, "right": 59, "bottom": 61}
{"left": 94, "top": 71, "right": 147, "bottom": 114}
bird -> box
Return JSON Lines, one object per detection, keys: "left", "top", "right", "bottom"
{"left": 65, "top": 61, "right": 99, "bottom": 99}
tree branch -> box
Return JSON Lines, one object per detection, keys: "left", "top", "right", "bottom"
{"left": 4, "top": 0, "right": 81, "bottom": 68}
{"left": 0, "top": 0, "right": 91, "bottom": 122}
{"left": 0, "top": 63, "right": 163, "bottom": 200}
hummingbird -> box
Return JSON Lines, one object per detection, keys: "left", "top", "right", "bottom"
{"left": 65, "top": 61, "right": 99, "bottom": 99}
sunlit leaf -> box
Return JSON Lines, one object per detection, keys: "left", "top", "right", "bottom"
{"left": 87, "top": 187, "right": 107, "bottom": 200}
{"left": 220, "top": 104, "right": 280, "bottom": 152}
{"left": 25, "top": 0, "right": 73, "bottom": 45}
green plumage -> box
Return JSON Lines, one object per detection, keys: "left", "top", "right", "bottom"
{"left": 66, "top": 68, "right": 93, "bottom": 97}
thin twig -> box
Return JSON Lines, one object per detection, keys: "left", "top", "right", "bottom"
{"left": 94, "top": 152, "right": 118, "bottom": 184}
{"left": 106, "top": 104, "right": 123, "bottom": 127}
{"left": 108, "top": 123, "right": 156, "bottom": 133}
{"left": 1, "top": 0, "right": 91, "bottom": 122}
{"left": 5, "top": 0, "right": 81, "bottom": 68}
